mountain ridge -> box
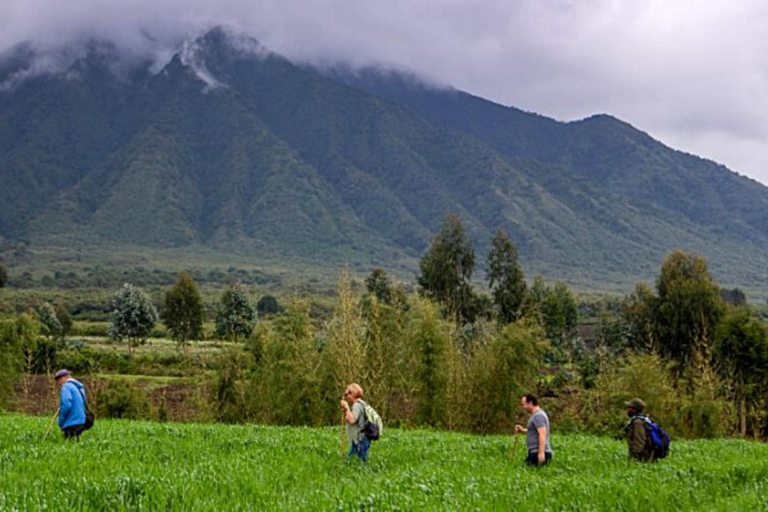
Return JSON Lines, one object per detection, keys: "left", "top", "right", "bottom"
{"left": 0, "top": 28, "right": 765, "bottom": 293}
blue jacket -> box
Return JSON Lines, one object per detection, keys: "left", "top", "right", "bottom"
{"left": 58, "top": 379, "right": 87, "bottom": 429}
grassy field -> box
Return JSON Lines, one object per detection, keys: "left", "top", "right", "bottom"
{"left": 1, "top": 415, "right": 766, "bottom": 511}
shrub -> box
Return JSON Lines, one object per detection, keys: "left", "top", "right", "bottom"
{"left": 93, "top": 380, "right": 152, "bottom": 420}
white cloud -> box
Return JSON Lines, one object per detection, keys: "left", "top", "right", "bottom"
{"left": 1, "top": 0, "right": 766, "bottom": 184}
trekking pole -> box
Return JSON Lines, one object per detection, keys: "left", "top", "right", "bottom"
{"left": 43, "top": 408, "right": 59, "bottom": 440}
{"left": 340, "top": 408, "right": 345, "bottom": 459}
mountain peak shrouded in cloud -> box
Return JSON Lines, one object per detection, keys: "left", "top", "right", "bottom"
{"left": 0, "top": 23, "right": 765, "bottom": 295}
{"left": 0, "top": 0, "right": 764, "bottom": 184}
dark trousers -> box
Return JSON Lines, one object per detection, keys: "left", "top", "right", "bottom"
{"left": 62, "top": 424, "right": 85, "bottom": 440}
{"left": 525, "top": 452, "right": 552, "bottom": 466}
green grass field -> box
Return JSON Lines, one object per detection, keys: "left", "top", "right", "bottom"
{"left": 1, "top": 415, "right": 765, "bottom": 511}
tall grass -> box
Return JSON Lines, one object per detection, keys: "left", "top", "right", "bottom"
{"left": 0, "top": 415, "right": 765, "bottom": 511}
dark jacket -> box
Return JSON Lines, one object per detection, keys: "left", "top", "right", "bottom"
{"left": 626, "top": 416, "right": 652, "bottom": 461}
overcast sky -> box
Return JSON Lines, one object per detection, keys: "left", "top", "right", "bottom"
{"left": 2, "top": 0, "right": 766, "bottom": 185}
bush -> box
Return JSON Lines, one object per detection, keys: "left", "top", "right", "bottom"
{"left": 93, "top": 380, "right": 152, "bottom": 420}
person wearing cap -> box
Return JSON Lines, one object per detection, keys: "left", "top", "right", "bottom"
{"left": 55, "top": 369, "right": 88, "bottom": 440}
{"left": 624, "top": 398, "right": 651, "bottom": 461}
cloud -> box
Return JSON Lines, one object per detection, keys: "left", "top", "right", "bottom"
{"left": 1, "top": 0, "right": 766, "bottom": 184}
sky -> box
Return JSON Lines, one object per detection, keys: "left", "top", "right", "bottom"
{"left": 1, "top": 0, "right": 766, "bottom": 185}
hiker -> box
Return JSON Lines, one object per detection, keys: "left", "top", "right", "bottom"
{"left": 55, "top": 369, "right": 88, "bottom": 440}
{"left": 515, "top": 393, "right": 553, "bottom": 466}
{"left": 625, "top": 398, "right": 652, "bottom": 461}
{"left": 340, "top": 383, "right": 370, "bottom": 462}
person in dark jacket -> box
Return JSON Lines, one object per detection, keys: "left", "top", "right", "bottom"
{"left": 55, "top": 369, "right": 87, "bottom": 440}
{"left": 624, "top": 398, "right": 652, "bottom": 461}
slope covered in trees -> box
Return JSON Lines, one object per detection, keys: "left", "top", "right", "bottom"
{"left": 0, "top": 28, "right": 765, "bottom": 291}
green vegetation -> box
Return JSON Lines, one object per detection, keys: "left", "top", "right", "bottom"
{"left": 0, "top": 29, "right": 765, "bottom": 297}
{"left": 0, "top": 415, "right": 765, "bottom": 510}
{"left": 108, "top": 284, "right": 159, "bottom": 358}
{"left": 163, "top": 273, "right": 205, "bottom": 354}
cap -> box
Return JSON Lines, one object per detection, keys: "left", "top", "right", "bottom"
{"left": 54, "top": 369, "right": 70, "bottom": 380}
{"left": 624, "top": 398, "right": 646, "bottom": 412}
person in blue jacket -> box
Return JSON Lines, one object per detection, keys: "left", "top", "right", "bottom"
{"left": 55, "top": 369, "right": 87, "bottom": 440}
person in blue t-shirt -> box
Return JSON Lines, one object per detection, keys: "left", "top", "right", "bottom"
{"left": 55, "top": 369, "right": 88, "bottom": 440}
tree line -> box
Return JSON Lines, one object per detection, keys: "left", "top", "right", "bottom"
{"left": 1, "top": 215, "right": 767, "bottom": 437}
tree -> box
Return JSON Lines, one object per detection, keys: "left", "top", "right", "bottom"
{"left": 487, "top": 230, "right": 527, "bottom": 324}
{"left": 655, "top": 251, "right": 724, "bottom": 372}
{"left": 256, "top": 295, "right": 280, "bottom": 315}
{"left": 0, "top": 313, "right": 37, "bottom": 408}
{"left": 621, "top": 283, "right": 657, "bottom": 352}
{"left": 534, "top": 281, "right": 578, "bottom": 344}
{"left": 215, "top": 282, "right": 256, "bottom": 341}
{"left": 417, "top": 214, "right": 476, "bottom": 323}
{"left": 0, "top": 263, "right": 7, "bottom": 288}
{"left": 365, "top": 268, "right": 394, "bottom": 305}
{"left": 55, "top": 300, "right": 73, "bottom": 338}
{"left": 714, "top": 307, "right": 768, "bottom": 436}
{"left": 163, "top": 273, "right": 205, "bottom": 354}
{"left": 36, "top": 302, "right": 63, "bottom": 340}
{"left": 109, "top": 283, "right": 159, "bottom": 359}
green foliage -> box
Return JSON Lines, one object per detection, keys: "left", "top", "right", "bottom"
{"left": 214, "top": 282, "right": 255, "bottom": 341}
{"left": 583, "top": 352, "right": 730, "bottom": 439}
{"left": 163, "top": 273, "right": 204, "bottom": 352}
{"left": 213, "top": 348, "right": 253, "bottom": 423}
{"left": 655, "top": 251, "right": 724, "bottom": 372}
{"left": 409, "top": 298, "right": 449, "bottom": 426}
{"left": 621, "top": 283, "right": 657, "bottom": 352}
{"left": 417, "top": 214, "right": 476, "bottom": 323}
{"left": 365, "top": 267, "right": 393, "bottom": 304}
{"left": 466, "top": 321, "right": 545, "bottom": 433}
{"left": 108, "top": 283, "right": 159, "bottom": 358}
{"left": 36, "top": 302, "right": 63, "bottom": 340}
{"left": 93, "top": 380, "right": 152, "bottom": 420}
{"left": 256, "top": 295, "right": 280, "bottom": 315}
{"left": 487, "top": 230, "right": 527, "bottom": 324}
{"left": 714, "top": 307, "right": 768, "bottom": 435}
{"left": 0, "top": 313, "right": 37, "bottom": 407}
{"left": 54, "top": 300, "right": 73, "bottom": 338}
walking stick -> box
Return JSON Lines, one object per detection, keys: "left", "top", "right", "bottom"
{"left": 43, "top": 408, "right": 59, "bottom": 440}
{"left": 340, "top": 409, "right": 346, "bottom": 459}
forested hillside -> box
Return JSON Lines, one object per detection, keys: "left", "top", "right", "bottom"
{"left": 0, "top": 27, "right": 765, "bottom": 290}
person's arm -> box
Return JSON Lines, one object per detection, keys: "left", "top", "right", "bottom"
{"left": 537, "top": 426, "right": 547, "bottom": 463}
{"left": 629, "top": 420, "right": 647, "bottom": 456}
{"left": 340, "top": 400, "right": 358, "bottom": 424}
{"left": 58, "top": 385, "right": 73, "bottom": 428}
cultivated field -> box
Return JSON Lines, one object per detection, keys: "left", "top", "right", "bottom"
{"left": 1, "top": 415, "right": 765, "bottom": 511}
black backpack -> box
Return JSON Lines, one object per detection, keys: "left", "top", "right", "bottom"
{"left": 76, "top": 386, "right": 95, "bottom": 431}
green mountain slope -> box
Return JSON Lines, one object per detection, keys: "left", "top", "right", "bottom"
{"left": 0, "top": 28, "right": 765, "bottom": 291}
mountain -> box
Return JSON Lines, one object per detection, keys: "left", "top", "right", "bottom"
{"left": 0, "top": 28, "right": 765, "bottom": 292}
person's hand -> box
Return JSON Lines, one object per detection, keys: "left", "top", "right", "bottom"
{"left": 538, "top": 452, "right": 546, "bottom": 465}
{"left": 514, "top": 424, "right": 525, "bottom": 433}
{"left": 340, "top": 399, "right": 350, "bottom": 411}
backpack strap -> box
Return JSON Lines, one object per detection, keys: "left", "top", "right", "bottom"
{"left": 357, "top": 400, "right": 367, "bottom": 422}
{"left": 74, "top": 385, "right": 90, "bottom": 413}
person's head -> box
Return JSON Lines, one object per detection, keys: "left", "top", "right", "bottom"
{"left": 344, "top": 383, "right": 363, "bottom": 402}
{"left": 625, "top": 398, "right": 646, "bottom": 417}
{"left": 54, "top": 369, "right": 70, "bottom": 386}
{"left": 521, "top": 393, "right": 539, "bottom": 413}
